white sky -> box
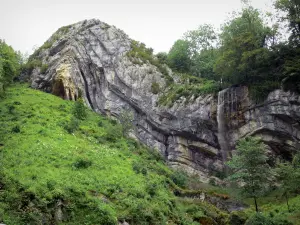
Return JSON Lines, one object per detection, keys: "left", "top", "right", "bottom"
{"left": 0, "top": 0, "right": 273, "bottom": 54}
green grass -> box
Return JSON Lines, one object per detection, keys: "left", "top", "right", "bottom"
{"left": 243, "top": 192, "right": 300, "bottom": 225}
{"left": 0, "top": 84, "right": 230, "bottom": 225}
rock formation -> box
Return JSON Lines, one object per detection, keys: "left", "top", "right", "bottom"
{"left": 29, "top": 19, "right": 300, "bottom": 182}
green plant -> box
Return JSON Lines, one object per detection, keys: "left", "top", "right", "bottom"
{"left": 72, "top": 98, "right": 87, "bottom": 120}
{"left": 171, "top": 170, "right": 188, "bottom": 188}
{"left": 11, "top": 125, "right": 20, "bottom": 133}
{"left": 151, "top": 81, "right": 160, "bottom": 94}
{"left": 118, "top": 109, "right": 134, "bottom": 137}
{"left": 226, "top": 137, "right": 274, "bottom": 212}
{"left": 245, "top": 213, "right": 274, "bottom": 225}
{"left": 40, "top": 64, "right": 48, "bottom": 74}
{"left": 64, "top": 117, "right": 80, "bottom": 133}
{"left": 73, "top": 158, "right": 92, "bottom": 169}
{"left": 126, "top": 40, "right": 173, "bottom": 84}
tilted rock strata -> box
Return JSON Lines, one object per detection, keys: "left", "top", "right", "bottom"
{"left": 29, "top": 19, "right": 300, "bottom": 181}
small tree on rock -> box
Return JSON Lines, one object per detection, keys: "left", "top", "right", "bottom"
{"left": 119, "top": 109, "right": 134, "bottom": 137}
{"left": 226, "top": 137, "right": 274, "bottom": 212}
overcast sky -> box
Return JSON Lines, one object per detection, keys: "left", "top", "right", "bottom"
{"left": 1, "top": 0, "right": 273, "bottom": 54}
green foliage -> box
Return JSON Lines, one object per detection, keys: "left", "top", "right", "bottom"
{"left": 155, "top": 52, "right": 168, "bottom": 64}
{"left": 0, "top": 84, "right": 229, "bottom": 224}
{"left": 214, "top": 6, "right": 276, "bottom": 84}
{"left": 275, "top": 0, "right": 300, "bottom": 44}
{"left": 245, "top": 213, "right": 274, "bottom": 225}
{"left": 182, "top": 24, "right": 219, "bottom": 79}
{"left": 275, "top": 153, "right": 300, "bottom": 211}
{"left": 40, "top": 63, "right": 48, "bottom": 74}
{"left": 0, "top": 40, "right": 21, "bottom": 96}
{"left": 118, "top": 109, "right": 134, "bottom": 137}
{"left": 64, "top": 117, "right": 80, "bottom": 133}
{"left": 73, "top": 158, "right": 93, "bottom": 169}
{"left": 171, "top": 170, "right": 188, "bottom": 188}
{"left": 227, "top": 137, "right": 274, "bottom": 212}
{"left": 151, "top": 81, "right": 160, "bottom": 94}
{"left": 72, "top": 98, "right": 87, "bottom": 120}
{"left": 229, "top": 211, "right": 248, "bottom": 225}
{"left": 127, "top": 40, "right": 173, "bottom": 84}
{"left": 167, "top": 39, "right": 191, "bottom": 73}
{"left": 158, "top": 74, "right": 219, "bottom": 107}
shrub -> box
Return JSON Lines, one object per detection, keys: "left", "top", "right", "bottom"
{"left": 7, "top": 104, "right": 15, "bottom": 114}
{"left": 119, "top": 109, "right": 134, "bottom": 137}
{"left": 245, "top": 213, "right": 274, "bottom": 225}
{"left": 171, "top": 170, "right": 187, "bottom": 188}
{"left": 104, "top": 123, "right": 122, "bottom": 142}
{"left": 40, "top": 64, "right": 49, "bottom": 74}
{"left": 126, "top": 40, "right": 173, "bottom": 84}
{"left": 151, "top": 82, "right": 160, "bottom": 94}
{"left": 132, "top": 161, "right": 147, "bottom": 175}
{"left": 72, "top": 98, "right": 87, "bottom": 120}
{"left": 64, "top": 117, "right": 79, "bottom": 133}
{"left": 229, "top": 211, "right": 248, "bottom": 225}
{"left": 73, "top": 158, "right": 92, "bottom": 169}
{"left": 11, "top": 125, "right": 21, "bottom": 133}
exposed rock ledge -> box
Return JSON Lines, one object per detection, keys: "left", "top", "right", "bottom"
{"left": 29, "top": 19, "right": 300, "bottom": 181}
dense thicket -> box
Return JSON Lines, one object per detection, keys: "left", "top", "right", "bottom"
{"left": 0, "top": 40, "right": 21, "bottom": 97}
{"left": 164, "top": 0, "right": 300, "bottom": 101}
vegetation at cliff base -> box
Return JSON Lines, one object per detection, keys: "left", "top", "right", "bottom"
{"left": 0, "top": 84, "right": 234, "bottom": 225}
{"left": 0, "top": 40, "right": 21, "bottom": 97}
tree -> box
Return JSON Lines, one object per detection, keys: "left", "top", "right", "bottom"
{"left": 226, "top": 137, "right": 274, "bottom": 212}
{"left": 0, "top": 40, "right": 21, "bottom": 95}
{"left": 275, "top": 0, "right": 300, "bottom": 44}
{"left": 156, "top": 52, "right": 168, "bottom": 64}
{"left": 214, "top": 5, "right": 276, "bottom": 85}
{"left": 184, "top": 24, "right": 218, "bottom": 55}
{"left": 276, "top": 153, "right": 300, "bottom": 212}
{"left": 119, "top": 109, "right": 134, "bottom": 137}
{"left": 167, "top": 39, "right": 191, "bottom": 73}
{"left": 184, "top": 24, "right": 219, "bottom": 79}
{"left": 72, "top": 98, "right": 87, "bottom": 120}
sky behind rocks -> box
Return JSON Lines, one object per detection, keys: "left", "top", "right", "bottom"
{"left": 1, "top": 0, "right": 273, "bottom": 54}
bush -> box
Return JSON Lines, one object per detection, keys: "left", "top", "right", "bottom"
{"left": 64, "top": 117, "right": 79, "bottom": 133}
{"left": 11, "top": 125, "right": 21, "bottom": 133}
{"left": 229, "top": 211, "right": 248, "bottom": 225}
{"left": 132, "top": 161, "right": 147, "bottom": 176}
{"left": 119, "top": 109, "right": 134, "bottom": 137}
{"left": 40, "top": 64, "right": 49, "bottom": 74}
{"left": 72, "top": 98, "right": 87, "bottom": 120}
{"left": 171, "top": 170, "right": 188, "bottom": 188}
{"left": 245, "top": 213, "right": 274, "bottom": 225}
{"left": 104, "top": 123, "right": 122, "bottom": 142}
{"left": 73, "top": 158, "right": 92, "bottom": 169}
{"left": 7, "top": 104, "right": 15, "bottom": 114}
{"left": 151, "top": 82, "right": 160, "bottom": 94}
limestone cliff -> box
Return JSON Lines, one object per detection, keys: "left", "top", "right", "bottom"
{"left": 28, "top": 19, "right": 300, "bottom": 181}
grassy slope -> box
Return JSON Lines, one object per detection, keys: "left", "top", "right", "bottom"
{"left": 2, "top": 84, "right": 299, "bottom": 225}
{"left": 0, "top": 84, "right": 230, "bottom": 225}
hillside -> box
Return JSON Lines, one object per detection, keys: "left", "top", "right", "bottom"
{"left": 0, "top": 84, "right": 233, "bottom": 225}
{"left": 26, "top": 19, "right": 300, "bottom": 183}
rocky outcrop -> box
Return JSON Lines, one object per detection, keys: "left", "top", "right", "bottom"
{"left": 29, "top": 19, "right": 300, "bottom": 181}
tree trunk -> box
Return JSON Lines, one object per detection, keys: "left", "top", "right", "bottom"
{"left": 254, "top": 196, "right": 258, "bottom": 213}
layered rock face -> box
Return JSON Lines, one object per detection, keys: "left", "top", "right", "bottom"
{"left": 29, "top": 19, "right": 300, "bottom": 181}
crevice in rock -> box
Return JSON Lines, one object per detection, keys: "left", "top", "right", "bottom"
{"left": 78, "top": 67, "right": 94, "bottom": 110}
